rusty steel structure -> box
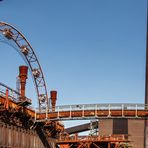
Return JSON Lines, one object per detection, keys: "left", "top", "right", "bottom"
{"left": 65, "top": 121, "right": 98, "bottom": 134}
{"left": 0, "top": 85, "right": 147, "bottom": 147}
{"left": 1, "top": 87, "right": 148, "bottom": 122}
{"left": 0, "top": 12, "right": 148, "bottom": 147}
{"left": 0, "top": 82, "right": 64, "bottom": 147}
{"left": 0, "top": 22, "right": 48, "bottom": 111}
{"left": 57, "top": 134, "right": 130, "bottom": 148}
{"left": 0, "top": 122, "right": 45, "bottom": 148}
{"left": 19, "top": 65, "right": 28, "bottom": 100}
{"left": 35, "top": 103, "right": 148, "bottom": 121}
{"left": 1, "top": 79, "right": 144, "bottom": 147}
{"left": 0, "top": 65, "right": 139, "bottom": 148}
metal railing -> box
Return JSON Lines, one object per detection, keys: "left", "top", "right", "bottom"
{"left": 36, "top": 103, "right": 147, "bottom": 113}
{"left": 0, "top": 82, "right": 31, "bottom": 104}
{"left": 0, "top": 82, "right": 147, "bottom": 121}
{"left": 0, "top": 82, "right": 20, "bottom": 101}
{"left": 35, "top": 103, "right": 148, "bottom": 121}
{"left": 58, "top": 134, "right": 129, "bottom": 142}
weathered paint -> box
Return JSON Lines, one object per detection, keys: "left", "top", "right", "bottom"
{"left": 0, "top": 122, "right": 44, "bottom": 148}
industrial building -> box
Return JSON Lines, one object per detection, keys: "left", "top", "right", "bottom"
{"left": 0, "top": 7, "right": 148, "bottom": 147}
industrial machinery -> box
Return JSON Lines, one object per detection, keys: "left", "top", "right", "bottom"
{"left": 0, "top": 21, "right": 148, "bottom": 148}
{"left": 0, "top": 22, "right": 48, "bottom": 111}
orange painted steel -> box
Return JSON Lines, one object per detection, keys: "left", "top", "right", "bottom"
{"left": 0, "top": 85, "right": 143, "bottom": 147}
{"left": 1, "top": 94, "right": 148, "bottom": 122}
{"left": 0, "top": 122, "right": 44, "bottom": 148}
{"left": 57, "top": 134, "right": 130, "bottom": 148}
{"left": 50, "top": 90, "right": 57, "bottom": 112}
{"left": 4, "top": 89, "right": 9, "bottom": 110}
{"left": 0, "top": 93, "right": 64, "bottom": 131}
{"left": 19, "top": 65, "right": 28, "bottom": 100}
{"left": 36, "top": 109, "right": 148, "bottom": 121}
{"left": 0, "top": 21, "right": 48, "bottom": 111}
{"left": 58, "top": 135, "right": 129, "bottom": 143}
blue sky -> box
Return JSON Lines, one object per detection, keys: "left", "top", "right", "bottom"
{"left": 0, "top": 0, "right": 147, "bottom": 116}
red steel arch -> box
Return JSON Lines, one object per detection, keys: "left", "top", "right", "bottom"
{"left": 0, "top": 21, "right": 48, "bottom": 111}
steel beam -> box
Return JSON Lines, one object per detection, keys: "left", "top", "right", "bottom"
{"left": 65, "top": 121, "right": 98, "bottom": 134}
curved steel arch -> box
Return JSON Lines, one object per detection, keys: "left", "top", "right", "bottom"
{"left": 0, "top": 21, "right": 48, "bottom": 111}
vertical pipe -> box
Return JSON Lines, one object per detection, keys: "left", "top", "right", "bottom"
{"left": 82, "top": 105, "right": 84, "bottom": 117}
{"left": 70, "top": 105, "right": 72, "bottom": 118}
{"left": 135, "top": 104, "right": 138, "bottom": 117}
{"left": 19, "top": 65, "right": 28, "bottom": 100}
{"left": 50, "top": 90, "right": 57, "bottom": 112}
{"left": 108, "top": 104, "right": 111, "bottom": 117}
{"left": 4, "top": 89, "right": 9, "bottom": 109}
{"left": 95, "top": 104, "right": 97, "bottom": 117}
{"left": 58, "top": 106, "right": 59, "bottom": 118}
{"left": 145, "top": 1, "right": 148, "bottom": 147}
{"left": 122, "top": 104, "right": 124, "bottom": 117}
{"left": 108, "top": 142, "right": 111, "bottom": 148}
{"left": 35, "top": 109, "right": 37, "bottom": 121}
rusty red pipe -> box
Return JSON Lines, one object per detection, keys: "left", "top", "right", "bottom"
{"left": 50, "top": 90, "right": 57, "bottom": 112}
{"left": 19, "top": 65, "right": 28, "bottom": 100}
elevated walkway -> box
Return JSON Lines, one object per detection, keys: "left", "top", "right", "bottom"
{"left": 35, "top": 103, "right": 148, "bottom": 121}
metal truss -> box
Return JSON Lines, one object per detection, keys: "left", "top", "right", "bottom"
{"left": 0, "top": 22, "right": 48, "bottom": 111}
{"left": 57, "top": 134, "right": 130, "bottom": 148}
{"left": 35, "top": 103, "right": 148, "bottom": 121}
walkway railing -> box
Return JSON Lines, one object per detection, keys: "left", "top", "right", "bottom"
{"left": 36, "top": 103, "right": 147, "bottom": 113}
{"left": 0, "top": 82, "right": 31, "bottom": 104}
{"left": 35, "top": 103, "right": 148, "bottom": 121}
{"left": 1, "top": 82, "right": 148, "bottom": 121}
{"left": 58, "top": 134, "right": 129, "bottom": 142}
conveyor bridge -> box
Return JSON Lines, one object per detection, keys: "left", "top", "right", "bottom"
{"left": 0, "top": 82, "right": 148, "bottom": 122}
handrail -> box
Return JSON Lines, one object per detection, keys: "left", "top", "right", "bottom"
{"left": 34, "top": 103, "right": 148, "bottom": 121}
{"left": 0, "top": 82, "right": 148, "bottom": 121}
{"left": 0, "top": 82, "right": 20, "bottom": 95}
{"left": 0, "top": 82, "right": 31, "bottom": 103}
{"left": 36, "top": 103, "right": 148, "bottom": 113}
{"left": 58, "top": 134, "right": 129, "bottom": 142}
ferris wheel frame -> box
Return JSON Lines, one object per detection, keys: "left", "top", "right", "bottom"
{"left": 0, "top": 21, "right": 49, "bottom": 111}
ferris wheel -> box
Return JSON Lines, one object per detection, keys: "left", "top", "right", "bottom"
{"left": 0, "top": 21, "right": 49, "bottom": 111}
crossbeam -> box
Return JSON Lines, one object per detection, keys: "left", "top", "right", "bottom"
{"left": 0, "top": 87, "right": 148, "bottom": 121}
{"left": 35, "top": 103, "right": 148, "bottom": 121}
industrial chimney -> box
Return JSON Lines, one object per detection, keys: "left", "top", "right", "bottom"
{"left": 19, "top": 65, "right": 28, "bottom": 101}
{"left": 50, "top": 90, "right": 57, "bottom": 112}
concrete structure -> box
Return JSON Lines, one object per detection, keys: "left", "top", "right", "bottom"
{"left": 0, "top": 20, "right": 148, "bottom": 147}
{"left": 99, "top": 119, "right": 145, "bottom": 148}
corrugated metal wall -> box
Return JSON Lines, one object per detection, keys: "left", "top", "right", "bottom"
{"left": 0, "top": 122, "right": 44, "bottom": 148}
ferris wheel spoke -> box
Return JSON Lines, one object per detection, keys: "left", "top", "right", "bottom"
{"left": 0, "top": 21, "right": 49, "bottom": 111}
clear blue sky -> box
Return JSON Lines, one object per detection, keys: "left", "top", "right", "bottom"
{"left": 0, "top": 0, "right": 147, "bottom": 110}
